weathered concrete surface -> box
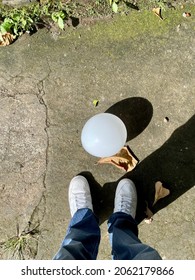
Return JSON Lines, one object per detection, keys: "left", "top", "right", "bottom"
{"left": 0, "top": 8, "right": 194, "bottom": 259}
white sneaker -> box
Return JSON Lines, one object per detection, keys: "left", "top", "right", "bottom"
{"left": 68, "top": 175, "right": 93, "bottom": 217}
{"left": 114, "top": 178, "right": 137, "bottom": 218}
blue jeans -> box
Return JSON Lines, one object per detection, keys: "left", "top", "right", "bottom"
{"left": 53, "top": 208, "right": 161, "bottom": 260}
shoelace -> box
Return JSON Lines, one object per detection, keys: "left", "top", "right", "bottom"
{"left": 118, "top": 196, "right": 131, "bottom": 211}
{"left": 75, "top": 194, "right": 90, "bottom": 208}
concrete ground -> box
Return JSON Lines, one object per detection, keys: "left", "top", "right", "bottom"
{"left": 0, "top": 7, "right": 194, "bottom": 260}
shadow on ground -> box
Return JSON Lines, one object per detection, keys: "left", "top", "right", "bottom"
{"left": 106, "top": 97, "right": 153, "bottom": 141}
{"left": 80, "top": 108, "right": 194, "bottom": 224}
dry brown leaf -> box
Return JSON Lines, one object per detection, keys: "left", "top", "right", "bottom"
{"left": 152, "top": 7, "right": 163, "bottom": 20}
{"left": 153, "top": 181, "right": 170, "bottom": 206}
{"left": 0, "top": 33, "right": 14, "bottom": 46}
{"left": 144, "top": 182, "right": 170, "bottom": 224}
{"left": 97, "top": 146, "right": 139, "bottom": 172}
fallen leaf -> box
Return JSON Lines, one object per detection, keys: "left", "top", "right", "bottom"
{"left": 144, "top": 183, "right": 170, "bottom": 224}
{"left": 153, "top": 181, "right": 170, "bottom": 206}
{"left": 0, "top": 32, "right": 14, "bottom": 46}
{"left": 93, "top": 99, "right": 99, "bottom": 107}
{"left": 97, "top": 146, "right": 139, "bottom": 172}
{"left": 152, "top": 7, "right": 163, "bottom": 20}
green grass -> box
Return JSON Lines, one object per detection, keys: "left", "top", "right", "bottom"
{"left": 0, "top": 223, "right": 40, "bottom": 259}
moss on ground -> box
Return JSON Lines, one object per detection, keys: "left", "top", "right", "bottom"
{"left": 66, "top": 4, "right": 195, "bottom": 45}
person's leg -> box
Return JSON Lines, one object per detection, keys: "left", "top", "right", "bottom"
{"left": 108, "top": 179, "right": 161, "bottom": 260}
{"left": 53, "top": 176, "right": 101, "bottom": 260}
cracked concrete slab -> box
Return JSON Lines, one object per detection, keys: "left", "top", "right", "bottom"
{"left": 0, "top": 92, "right": 47, "bottom": 258}
{"left": 0, "top": 8, "right": 194, "bottom": 259}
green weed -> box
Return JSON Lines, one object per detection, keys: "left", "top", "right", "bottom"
{"left": 0, "top": 1, "right": 73, "bottom": 41}
{"left": 0, "top": 223, "right": 40, "bottom": 259}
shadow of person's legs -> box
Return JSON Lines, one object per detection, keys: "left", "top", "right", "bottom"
{"left": 100, "top": 115, "right": 195, "bottom": 224}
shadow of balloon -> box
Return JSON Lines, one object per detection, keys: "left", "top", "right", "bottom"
{"left": 99, "top": 115, "right": 195, "bottom": 224}
{"left": 105, "top": 97, "right": 153, "bottom": 141}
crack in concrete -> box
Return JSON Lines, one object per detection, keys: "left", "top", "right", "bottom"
{"left": 0, "top": 63, "right": 53, "bottom": 258}
{"left": 0, "top": 193, "right": 47, "bottom": 259}
{"left": 37, "top": 79, "right": 50, "bottom": 176}
{"left": 26, "top": 193, "right": 47, "bottom": 259}
{"left": 30, "top": 62, "right": 52, "bottom": 258}
{"left": 36, "top": 56, "right": 52, "bottom": 186}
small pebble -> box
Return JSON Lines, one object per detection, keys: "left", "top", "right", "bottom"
{"left": 164, "top": 117, "right": 169, "bottom": 123}
{"left": 182, "top": 12, "right": 191, "bottom": 17}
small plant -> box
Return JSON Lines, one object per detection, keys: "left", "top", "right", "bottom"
{"left": 51, "top": 10, "right": 66, "bottom": 30}
{"left": 0, "top": 1, "right": 72, "bottom": 45}
{"left": 0, "top": 6, "right": 40, "bottom": 37}
{"left": 0, "top": 223, "right": 40, "bottom": 259}
{"left": 109, "top": 0, "right": 119, "bottom": 13}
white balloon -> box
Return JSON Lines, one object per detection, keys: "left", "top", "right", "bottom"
{"left": 81, "top": 113, "right": 127, "bottom": 157}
